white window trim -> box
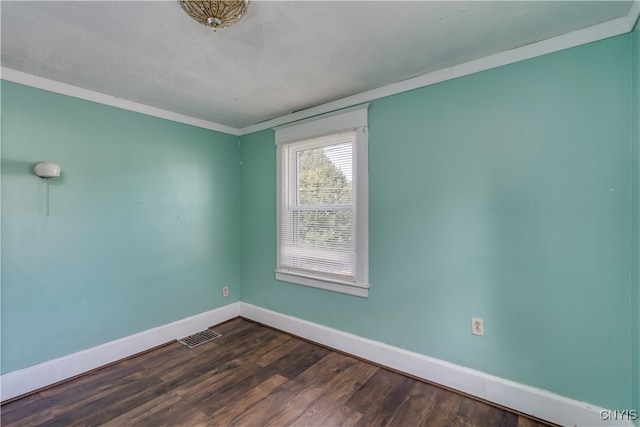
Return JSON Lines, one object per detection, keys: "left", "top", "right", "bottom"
{"left": 274, "top": 104, "right": 369, "bottom": 298}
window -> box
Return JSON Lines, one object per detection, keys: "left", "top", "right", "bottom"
{"left": 275, "top": 105, "right": 369, "bottom": 297}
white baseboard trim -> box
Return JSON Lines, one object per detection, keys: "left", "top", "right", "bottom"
{"left": 0, "top": 303, "right": 240, "bottom": 402}
{"left": 2, "top": 301, "right": 632, "bottom": 426}
{"left": 238, "top": 302, "right": 633, "bottom": 427}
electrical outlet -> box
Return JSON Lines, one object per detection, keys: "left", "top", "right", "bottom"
{"left": 222, "top": 286, "right": 229, "bottom": 297}
{"left": 472, "top": 317, "right": 484, "bottom": 336}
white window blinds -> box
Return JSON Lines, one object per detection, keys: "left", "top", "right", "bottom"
{"left": 279, "top": 132, "right": 356, "bottom": 282}
{"left": 275, "top": 105, "right": 369, "bottom": 297}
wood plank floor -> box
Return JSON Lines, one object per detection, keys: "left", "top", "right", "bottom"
{"left": 1, "top": 318, "right": 555, "bottom": 427}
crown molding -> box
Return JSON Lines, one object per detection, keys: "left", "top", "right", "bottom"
{"left": 2, "top": 4, "right": 637, "bottom": 138}
{"left": 0, "top": 68, "right": 241, "bottom": 136}
{"left": 626, "top": 0, "right": 640, "bottom": 30}
{"left": 238, "top": 11, "right": 635, "bottom": 135}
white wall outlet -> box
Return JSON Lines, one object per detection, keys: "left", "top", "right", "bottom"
{"left": 222, "top": 286, "right": 229, "bottom": 297}
{"left": 472, "top": 317, "right": 484, "bottom": 336}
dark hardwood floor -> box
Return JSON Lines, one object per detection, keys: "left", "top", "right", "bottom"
{"left": 1, "top": 318, "right": 555, "bottom": 427}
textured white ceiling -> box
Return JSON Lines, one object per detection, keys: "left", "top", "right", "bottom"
{"left": 1, "top": 1, "right": 635, "bottom": 129}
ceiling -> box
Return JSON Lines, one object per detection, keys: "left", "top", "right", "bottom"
{"left": 1, "top": 1, "right": 637, "bottom": 131}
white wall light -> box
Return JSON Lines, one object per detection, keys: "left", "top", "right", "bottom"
{"left": 34, "top": 162, "right": 61, "bottom": 178}
{"left": 34, "top": 162, "right": 62, "bottom": 216}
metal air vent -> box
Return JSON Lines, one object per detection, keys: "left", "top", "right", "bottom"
{"left": 178, "top": 329, "right": 222, "bottom": 349}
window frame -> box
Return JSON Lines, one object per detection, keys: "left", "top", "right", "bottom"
{"left": 274, "top": 105, "right": 369, "bottom": 298}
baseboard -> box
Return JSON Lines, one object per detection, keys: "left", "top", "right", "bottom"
{"left": 2, "top": 301, "right": 633, "bottom": 426}
{"left": 238, "top": 302, "right": 634, "bottom": 427}
{"left": 0, "top": 302, "right": 240, "bottom": 402}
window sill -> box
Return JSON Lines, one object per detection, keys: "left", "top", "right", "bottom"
{"left": 275, "top": 270, "right": 369, "bottom": 298}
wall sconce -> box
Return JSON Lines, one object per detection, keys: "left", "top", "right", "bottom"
{"left": 34, "top": 162, "right": 61, "bottom": 216}
{"left": 34, "top": 162, "right": 61, "bottom": 178}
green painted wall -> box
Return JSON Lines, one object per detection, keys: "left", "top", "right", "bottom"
{"left": 632, "top": 18, "right": 640, "bottom": 424}
{"left": 2, "top": 19, "right": 637, "bottom": 417}
{"left": 1, "top": 81, "right": 241, "bottom": 373}
{"left": 240, "top": 34, "right": 633, "bottom": 410}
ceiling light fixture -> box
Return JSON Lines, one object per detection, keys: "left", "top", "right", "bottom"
{"left": 178, "top": 0, "right": 249, "bottom": 30}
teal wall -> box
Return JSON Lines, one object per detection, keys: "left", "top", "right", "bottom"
{"left": 240, "top": 34, "right": 634, "bottom": 410}
{"left": 1, "top": 81, "right": 241, "bottom": 374}
{"left": 632, "top": 18, "right": 640, "bottom": 424}
{"left": 1, "top": 21, "right": 638, "bottom": 416}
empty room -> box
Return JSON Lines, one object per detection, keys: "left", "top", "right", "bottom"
{"left": 1, "top": 1, "right": 639, "bottom": 426}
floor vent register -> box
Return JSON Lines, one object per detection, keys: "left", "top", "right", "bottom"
{"left": 178, "top": 329, "right": 222, "bottom": 349}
